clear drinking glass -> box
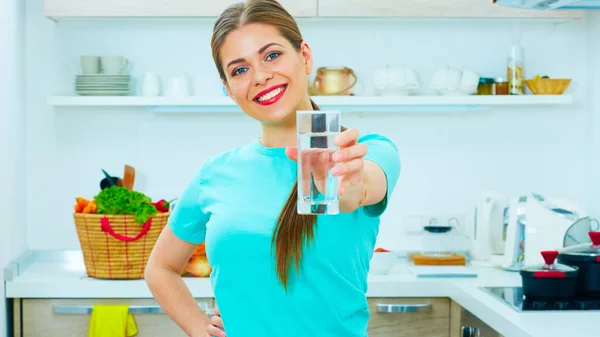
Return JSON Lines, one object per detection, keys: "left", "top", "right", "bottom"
{"left": 296, "top": 110, "right": 341, "bottom": 215}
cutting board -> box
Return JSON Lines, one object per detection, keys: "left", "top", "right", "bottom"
{"left": 408, "top": 266, "right": 478, "bottom": 278}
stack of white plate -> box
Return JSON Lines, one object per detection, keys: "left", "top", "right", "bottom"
{"left": 75, "top": 75, "right": 131, "bottom": 96}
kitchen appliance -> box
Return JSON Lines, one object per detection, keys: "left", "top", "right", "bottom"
{"left": 481, "top": 286, "right": 600, "bottom": 312}
{"left": 309, "top": 67, "right": 357, "bottom": 96}
{"left": 421, "top": 225, "right": 455, "bottom": 257}
{"left": 557, "top": 231, "right": 600, "bottom": 296}
{"left": 469, "top": 192, "right": 586, "bottom": 270}
{"left": 520, "top": 250, "right": 579, "bottom": 299}
{"left": 563, "top": 217, "right": 599, "bottom": 247}
{"left": 494, "top": 0, "right": 600, "bottom": 10}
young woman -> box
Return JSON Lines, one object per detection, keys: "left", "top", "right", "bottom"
{"left": 144, "top": 1, "right": 401, "bottom": 336}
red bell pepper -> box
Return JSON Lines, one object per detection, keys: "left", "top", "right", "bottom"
{"left": 152, "top": 199, "right": 170, "bottom": 213}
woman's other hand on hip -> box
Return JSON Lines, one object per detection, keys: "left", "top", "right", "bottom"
{"left": 206, "top": 304, "right": 226, "bottom": 337}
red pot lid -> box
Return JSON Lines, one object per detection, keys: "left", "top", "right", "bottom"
{"left": 520, "top": 250, "right": 578, "bottom": 278}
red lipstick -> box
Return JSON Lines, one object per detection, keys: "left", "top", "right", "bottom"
{"left": 253, "top": 84, "right": 287, "bottom": 106}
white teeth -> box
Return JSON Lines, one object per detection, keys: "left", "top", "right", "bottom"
{"left": 257, "top": 86, "right": 284, "bottom": 101}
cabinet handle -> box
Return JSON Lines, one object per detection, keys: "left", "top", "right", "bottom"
{"left": 461, "top": 326, "right": 481, "bottom": 337}
{"left": 53, "top": 302, "right": 214, "bottom": 315}
{"left": 376, "top": 303, "right": 433, "bottom": 313}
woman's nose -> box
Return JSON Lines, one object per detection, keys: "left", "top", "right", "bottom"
{"left": 253, "top": 67, "right": 274, "bottom": 86}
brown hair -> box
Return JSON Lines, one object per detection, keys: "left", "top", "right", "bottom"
{"left": 210, "top": 0, "right": 317, "bottom": 290}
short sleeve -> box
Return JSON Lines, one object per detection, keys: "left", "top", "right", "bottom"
{"left": 168, "top": 162, "right": 212, "bottom": 244}
{"left": 359, "top": 134, "right": 401, "bottom": 217}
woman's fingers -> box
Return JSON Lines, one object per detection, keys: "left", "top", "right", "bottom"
{"left": 331, "top": 158, "right": 364, "bottom": 177}
{"left": 207, "top": 305, "right": 225, "bottom": 337}
{"left": 333, "top": 143, "right": 367, "bottom": 163}
{"left": 207, "top": 322, "right": 226, "bottom": 337}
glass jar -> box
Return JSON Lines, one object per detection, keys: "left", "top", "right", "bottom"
{"left": 494, "top": 77, "right": 509, "bottom": 95}
{"left": 421, "top": 225, "right": 455, "bottom": 257}
{"left": 477, "top": 78, "right": 495, "bottom": 95}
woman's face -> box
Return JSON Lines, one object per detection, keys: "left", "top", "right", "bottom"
{"left": 219, "top": 23, "right": 313, "bottom": 126}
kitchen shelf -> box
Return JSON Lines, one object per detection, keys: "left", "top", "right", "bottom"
{"left": 47, "top": 95, "right": 574, "bottom": 113}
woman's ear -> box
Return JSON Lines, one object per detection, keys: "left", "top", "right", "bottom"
{"left": 300, "top": 41, "right": 313, "bottom": 75}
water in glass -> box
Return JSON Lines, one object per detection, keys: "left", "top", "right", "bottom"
{"left": 296, "top": 110, "right": 341, "bottom": 215}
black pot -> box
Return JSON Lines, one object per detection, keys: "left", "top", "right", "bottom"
{"left": 520, "top": 250, "right": 579, "bottom": 299}
{"left": 557, "top": 231, "right": 600, "bottom": 296}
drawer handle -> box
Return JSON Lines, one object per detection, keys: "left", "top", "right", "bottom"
{"left": 53, "top": 302, "right": 214, "bottom": 315}
{"left": 461, "top": 326, "right": 481, "bottom": 337}
{"left": 376, "top": 303, "right": 433, "bottom": 313}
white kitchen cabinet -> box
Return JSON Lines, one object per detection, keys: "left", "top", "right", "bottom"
{"left": 44, "top": 0, "right": 317, "bottom": 18}
{"left": 368, "top": 297, "right": 450, "bottom": 337}
{"left": 15, "top": 298, "right": 214, "bottom": 337}
{"left": 317, "top": 0, "right": 583, "bottom": 19}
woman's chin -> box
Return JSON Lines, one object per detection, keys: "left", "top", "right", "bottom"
{"left": 247, "top": 102, "right": 296, "bottom": 125}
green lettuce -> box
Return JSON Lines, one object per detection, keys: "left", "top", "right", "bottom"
{"left": 94, "top": 186, "right": 157, "bottom": 224}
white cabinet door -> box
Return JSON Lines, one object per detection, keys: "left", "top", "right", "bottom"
{"left": 21, "top": 298, "right": 214, "bottom": 337}
{"left": 317, "top": 0, "right": 583, "bottom": 19}
{"left": 45, "top": 0, "right": 317, "bottom": 18}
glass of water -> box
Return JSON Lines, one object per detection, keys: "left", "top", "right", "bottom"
{"left": 296, "top": 110, "right": 341, "bottom": 215}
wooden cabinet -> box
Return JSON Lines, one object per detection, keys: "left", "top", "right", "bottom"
{"left": 317, "top": 0, "right": 583, "bottom": 19}
{"left": 15, "top": 298, "right": 214, "bottom": 337}
{"left": 44, "top": 0, "right": 318, "bottom": 18}
{"left": 367, "top": 297, "right": 450, "bottom": 337}
{"left": 450, "top": 300, "right": 503, "bottom": 337}
{"left": 10, "top": 297, "right": 506, "bottom": 337}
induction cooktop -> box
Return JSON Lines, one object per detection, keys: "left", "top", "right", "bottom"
{"left": 480, "top": 287, "right": 600, "bottom": 312}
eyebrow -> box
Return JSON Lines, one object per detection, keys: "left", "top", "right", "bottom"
{"left": 226, "top": 42, "right": 283, "bottom": 69}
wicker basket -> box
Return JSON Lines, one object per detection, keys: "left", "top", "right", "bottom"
{"left": 73, "top": 212, "right": 170, "bottom": 279}
{"left": 524, "top": 78, "right": 571, "bottom": 95}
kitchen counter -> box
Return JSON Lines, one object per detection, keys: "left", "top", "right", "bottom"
{"left": 4, "top": 250, "right": 596, "bottom": 337}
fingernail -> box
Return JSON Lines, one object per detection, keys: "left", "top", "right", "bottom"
{"left": 331, "top": 166, "right": 341, "bottom": 175}
{"left": 332, "top": 152, "right": 343, "bottom": 161}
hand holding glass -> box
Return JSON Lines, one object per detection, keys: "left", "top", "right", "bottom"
{"left": 296, "top": 110, "right": 341, "bottom": 215}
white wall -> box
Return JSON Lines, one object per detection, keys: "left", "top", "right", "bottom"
{"left": 23, "top": 0, "right": 596, "bottom": 254}
{"left": 588, "top": 13, "right": 600, "bottom": 218}
{"left": 0, "top": 0, "right": 28, "bottom": 335}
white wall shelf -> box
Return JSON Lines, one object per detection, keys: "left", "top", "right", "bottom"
{"left": 47, "top": 95, "right": 574, "bottom": 113}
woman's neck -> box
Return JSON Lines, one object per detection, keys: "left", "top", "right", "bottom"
{"left": 259, "top": 124, "right": 296, "bottom": 148}
{"left": 259, "top": 96, "right": 313, "bottom": 148}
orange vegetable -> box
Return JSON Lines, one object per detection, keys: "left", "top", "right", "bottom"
{"left": 74, "top": 197, "right": 96, "bottom": 213}
{"left": 192, "top": 243, "right": 206, "bottom": 256}
{"left": 82, "top": 201, "right": 97, "bottom": 214}
{"left": 184, "top": 255, "right": 212, "bottom": 277}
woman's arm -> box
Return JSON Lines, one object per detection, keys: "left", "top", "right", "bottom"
{"left": 334, "top": 130, "right": 400, "bottom": 214}
{"left": 145, "top": 227, "right": 210, "bottom": 337}
{"left": 338, "top": 160, "right": 387, "bottom": 213}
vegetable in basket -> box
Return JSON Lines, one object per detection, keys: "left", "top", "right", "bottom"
{"left": 152, "top": 199, "right": 170, "bottom": 213}
{"left": 74, "top": 197, "right": 97, "bottom": 214}
{"left": 94, "top": 186, "right": 157, "bottom": 224}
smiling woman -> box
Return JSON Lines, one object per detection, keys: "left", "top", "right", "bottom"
{"left": 212, "top": 10, "right": 313, "bottom": 128}
{"left": 143, "top": 1, "right": 401, "bottom": 337}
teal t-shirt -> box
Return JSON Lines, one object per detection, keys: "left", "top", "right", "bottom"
{"left": 168, "top": 133, "right": 401, "bottom": 337}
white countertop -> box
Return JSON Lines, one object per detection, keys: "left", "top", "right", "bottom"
{"left": 4, "top": 250, "right": 597, "bottom": 337}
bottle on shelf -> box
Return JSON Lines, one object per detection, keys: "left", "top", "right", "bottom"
{"left": 506, "top": 24, "right": 525, "bottom": 95}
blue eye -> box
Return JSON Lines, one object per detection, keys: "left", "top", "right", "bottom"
{"left": 233, "top": 67, "right": 247, "bottom": 76}
{"left": 266, "top": 52, "right": 280, "bottom": 60}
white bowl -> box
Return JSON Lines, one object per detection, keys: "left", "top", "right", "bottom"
{"left": 369, "top": 251, "right": 398, "bottom": 275}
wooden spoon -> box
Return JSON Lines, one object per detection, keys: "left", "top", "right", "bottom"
{"left": 123, "top": 165, "right": 135, "bottom": 190}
